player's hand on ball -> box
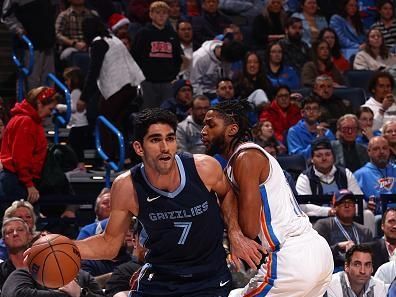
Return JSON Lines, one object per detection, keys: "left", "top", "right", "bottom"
{"left": 59, "top": 279, "right": 81, "bottom": 297}
{"left": 228, "top": 229, "right": 267, "bottom": 271}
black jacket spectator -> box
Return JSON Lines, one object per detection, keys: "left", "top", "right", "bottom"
{"left": 132, "top": 23, "right": 183, "bottom": 82}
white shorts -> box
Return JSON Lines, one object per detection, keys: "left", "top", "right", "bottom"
{"left": 229, "top": 231, "right": 333, "bottom": 297}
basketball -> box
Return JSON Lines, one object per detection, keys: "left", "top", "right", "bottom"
{"left": 27, "top": 234, "right": 81, "bottom": 288}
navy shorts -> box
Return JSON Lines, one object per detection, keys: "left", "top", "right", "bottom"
{"left": 129, "top": 264, "right": 232, "bottom": 297}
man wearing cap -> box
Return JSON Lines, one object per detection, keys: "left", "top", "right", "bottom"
{"left": 296, "top": 137, "right": 363, "bottom": 217}
{"left": 55, "top": 0, "right": 96, "bottom": 61}
{"left": 314, "top": 189, "right": 373, "bottom": 272}
{"left": 160, "top": 79, "right": 193, "bottom": 122}
{"left": 108, "top": 13, "right": 131, "bottom": 38}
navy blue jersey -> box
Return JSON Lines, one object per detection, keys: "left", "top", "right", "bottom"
{"left": 131, "top": 153, "right": 227, "bottom": 277}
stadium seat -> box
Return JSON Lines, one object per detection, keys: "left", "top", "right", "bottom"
{"left": 344, "top": 70, "right": 375, "bottom": 95}
{"left": 333, "top": 87, "right": 366, "bottom": 113}
{"left": 276, "top": 154, "right": 307, "bottom": 181}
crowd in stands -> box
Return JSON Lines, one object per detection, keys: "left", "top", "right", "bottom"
{"left": 1, "top": 0, "right": 396, "bottom": 295}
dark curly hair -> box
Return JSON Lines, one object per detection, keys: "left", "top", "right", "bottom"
{"left": 209, "top": 99, "right": 253, "bottom": 151}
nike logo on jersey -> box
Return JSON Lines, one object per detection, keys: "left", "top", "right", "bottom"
{"left": 147, "top": 195, "right": 161, "bottom": 202}
{"left": 219, "top": 280, "right": 230, "bottom": 287}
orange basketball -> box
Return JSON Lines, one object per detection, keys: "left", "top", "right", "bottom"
{"left": 27, "top": 234, "right": 81, "bottom": 288}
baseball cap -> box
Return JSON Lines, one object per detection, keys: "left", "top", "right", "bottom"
{"left": 333, "top": 189, "right": 355, "bottom": 205}
{"left": 172, "top": 79, "right": 192, "bottom": 97}
{"left": 311, "top": 136, "right": 334, "bottom": 157}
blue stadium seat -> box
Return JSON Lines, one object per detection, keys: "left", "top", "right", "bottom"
{"left": 333, "top": 87, "right": 366, "bottom": 113}
{"left": 344, "top": 70, "right": 375, "bottom": 95}
{"left": 276, "top": 154, "right": 307, "bottom": 181}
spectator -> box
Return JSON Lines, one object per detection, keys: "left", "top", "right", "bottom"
{"left": 181, "top": 0, "right": 201, "bottom": 17}
{"left": 356, "top": 106, "right": 382, "bottom": 146}
{"left": 314, "top": 190, "right": 373, "bottom": 271}
{"left": 353, "top": 28, "right": 396, "bottom": 71}
{"left": 363, "top": 71, "right": 396, "bottom": 131}
{"left": 264, "top": 42, "right": 300, "bottom": 90}
{"left": 2, "top": 268, "right": 105, "bottom": 297}
{"left": 326, "top": 245, "right": 387, "bottom": 296}
{"left": 287, "top": 96, "right": 335, "bottom": 159}
{"left": 108, "top": 13, "right": 131, "bottom": 39}
{"left": 251, "top": 0, "right": 287, "bottom": 50}
{"left": 176, "top": 95, "right": 210, "bottom": 154}
{"left": 190, "top": 39, "right": 246, "bottom": 98}
{"left": 371, "top": 0, "right": 396, "bottom": 51}
{"left": 375, "top": 254, "right": 396, "bottom": 285}
{"left": 211, "top": 78, "right": 235, "bottom": 106}
{"left": 77, "top": 187, "right": 111, "bottom": 240}
{"left": 313, "top": 75, "right": 353, "bottom": 133}
{"left": 366, "top": 208, "right": 396, "bottom": 274}
{"left": 56, "top": 67, "right": 88, "bottom": 172}
{"left": 318, "top": 27, "right": 351, "bottom": 73}
{"left": 278, "top": 17, "right": 312, "bottom": 73}
{"left": 0, "top": 218, "right": 32, "bottom": 291}
{"left": 0, "top": 200, "right": 43, "bottom": 261}
{"left": 296, "top": 137, "right": 363, "bottom": 196}
{"left": 260, "top": 85, "right": 301, "bottom": 143}
{"left": 358, "top": 0, "right": 378, "bottom": 30}
{"left": 127, "top": 0, "right": 154, "bottom": 25}
{"left": 191, "top": 0, "right": 232, "bottom": 46}
{"left": 332, "top": 114, "right": 370, "bottom": 172}
{"left": 79, "top": 16, "right": 144, "bottom": 161}
{"left": 176, "top": 20, "right": 196, "bottom": 80}
{"left": 329, "top": 0, "right": 365, "bottom": 60}
{"left": 166, "top": 0, "right": 182, "bottom": 31}
{"left": 160, "top": 79, "right": 193, "bottom": 122}
{"left": 132, "top": 1, "right": 183, "bottom": 109}
{"left": 354, "top": 136, "right": 396, "bottom": 199}
{"left": 252, "top": 120, "right": 287, "bottom": 154}
{"left": 383, "top": 120, "right": 396, "bottom": 163}
{"left": 234, "top": 51, "right": 273, "bottom": 102}
{"left": 55, "top": 0, "right": 96, "bottom": 62}
{"left": 0, "top": 87, "right": 58, "bottom": 202}
{"left": 1, "top": 0, "right": 56, "bottom": 90}
{"left": 301, "top": 39, "right": 346, "bottom": 87}
{"left": 291, "top": 0, "right": 328, "bottom": 47}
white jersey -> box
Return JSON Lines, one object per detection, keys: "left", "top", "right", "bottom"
{"left": 225, "top": 143, "right": 312, "bottom": 252}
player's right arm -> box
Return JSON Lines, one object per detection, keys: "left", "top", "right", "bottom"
{"left": 75, "top": 171, "right": 139, "bottom": 260}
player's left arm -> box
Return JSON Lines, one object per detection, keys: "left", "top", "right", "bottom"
{"left": 194, "top": 154, "right": 265, "bottom": 269}
{"left": 233, "top": 149, "right": 268, "bottom": 239}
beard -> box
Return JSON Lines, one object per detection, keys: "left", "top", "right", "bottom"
{"left": 206, "top": 135, "right": 227, "bottom": 156}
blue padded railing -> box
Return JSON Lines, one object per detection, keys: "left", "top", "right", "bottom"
{"left": 46, "top": 73, "right": 71, "bottom": 144}
{"left": 12, "top": 35, "right": 34, "bottom": 101}
{"left": 95, "top": 116, "right": 125, "bottom": 187}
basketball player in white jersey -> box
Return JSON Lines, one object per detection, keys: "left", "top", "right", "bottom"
{"left": 201, "top": 100, "right": 334, "bottom": 297}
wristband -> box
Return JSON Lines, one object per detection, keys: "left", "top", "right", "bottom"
{"left": 72, "top": 41, "right": 77, "bottom": 47}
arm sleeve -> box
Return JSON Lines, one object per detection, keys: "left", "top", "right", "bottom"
{"left": 330, "top": 16, "right": 361, "bottom": 49}
{"left": 176, "top": 124, "right": 188, "bottom": 153}
{"left": 55, "top": 12, "right": 69, "bottom": 46}
{"left": 346, "top": 168, "right": 363, "bottom": 194}
{"left": 296, "top": 173, "right": 312, "bottom": 195}
{"left": 1, "top": 0, "right": 24, "bottom": 35}
{"left": 1, "top": 270, "right": 68, "bottom": 297}
{"left": 287, "top": 130, "right": 311, "bottom": 159}
{"left": 81, "top": 39, "right": 109, "bottom": 102}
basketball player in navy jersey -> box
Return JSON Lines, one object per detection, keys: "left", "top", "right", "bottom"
{"left": 59, "top": 108, "right": 263, "bottom": 297}
{"left": 202, "top": 100, "right": 334, "bottom": 297}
